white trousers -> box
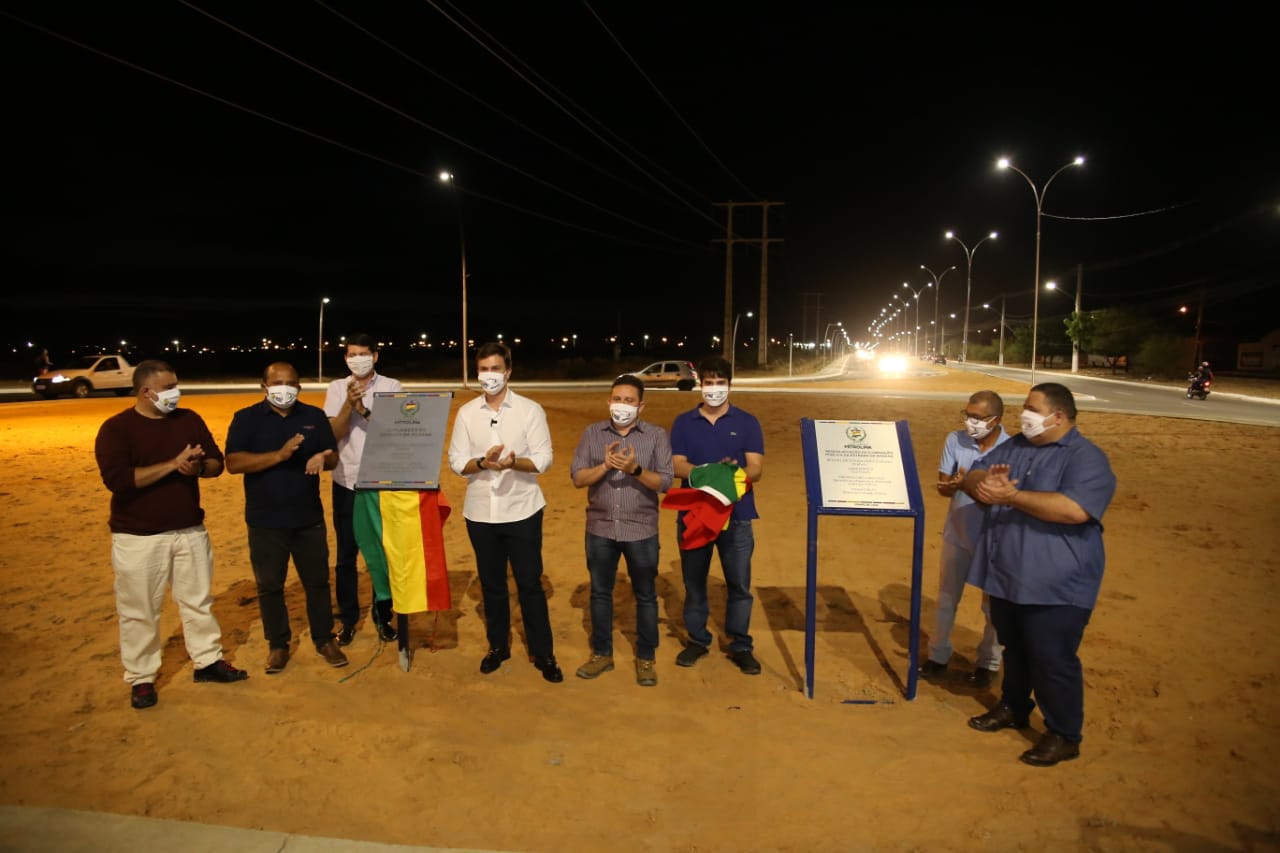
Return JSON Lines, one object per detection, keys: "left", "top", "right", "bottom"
{"left": 111, "top": 526, "right": 224, "bottom": 685}
{"left": 928, "top": 539, "right": 1002, "bottom": 670}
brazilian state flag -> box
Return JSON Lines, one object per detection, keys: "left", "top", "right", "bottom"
{"left": 353, "top": 490, "right": 452, "bottom": 613}
{"left": 660, "top": 462, "right": 752, "bottom": 550}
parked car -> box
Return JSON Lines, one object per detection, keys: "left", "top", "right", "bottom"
{"left": 33, "top": 354, "right": 135, "bottom": 399}
{"left": 635, "top": 360, "right": 698, "bottom": 391}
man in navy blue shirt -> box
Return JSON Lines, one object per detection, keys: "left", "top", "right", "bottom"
{"left": 669, "top": 355, "right": 765, "bottom": 675}
{"left": 226, "top": 362, "right": 348, "bottom": 675}
{"left": 962, "top": 383, "right": 1116, "bottom": 766}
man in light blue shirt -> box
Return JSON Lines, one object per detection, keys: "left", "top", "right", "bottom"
{"left": 920, "top": 390, "right": 1010, "bottom": 687}
{"left": 962, "top": 383, "right": 1116, "bottom": 767}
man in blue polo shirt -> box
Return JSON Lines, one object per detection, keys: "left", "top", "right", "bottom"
{"left": 226, "top": 362, "right": 348, "bottom": 674}
{"left": 669, "top": 355, "right": 765, "bottom": 675}
{"left": 962, "top": 382, "right": 1116, "bottom": 767}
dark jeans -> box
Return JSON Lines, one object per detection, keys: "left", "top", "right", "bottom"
{"left": 330, "top": 483, "right": 360, "bottom": 627}
{"left": 247, "top": 524, "right": 335, "bottom": 650}
{"left": 585, "top": 532, "right": 659, "bottom": 660}
{"left": 465, "top": 509, "right": 554, "bottom": 658}
{"left": 990, "top": 596, "right": 1092, "bottom": 743}
{"left": 678, "top": 517, "right": 755, "bottom": 652}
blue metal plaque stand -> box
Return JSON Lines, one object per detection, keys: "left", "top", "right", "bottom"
{"left": 800, "top": 418, "right": 925, "bottom": 701}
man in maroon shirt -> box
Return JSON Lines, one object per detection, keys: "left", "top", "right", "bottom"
{"left": 94, "top": 360, "right": 248, "bottom": 709}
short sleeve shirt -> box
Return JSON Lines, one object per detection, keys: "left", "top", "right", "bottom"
{"left": 225, "top": 400, "right": 337, "bottom": 528}
{"left": 967, "top": 428, "right": 1117, "bottom": 608}
{"left": 669, "top": 403, "right": 764, "bottom": 521}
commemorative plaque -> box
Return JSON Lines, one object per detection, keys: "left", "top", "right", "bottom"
{"left": 355, "top": 391, "right": 453, "bottom": 489}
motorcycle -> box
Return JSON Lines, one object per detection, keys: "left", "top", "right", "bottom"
{"left": 1186, "top": 373, "right": 1212, "bottom": 400}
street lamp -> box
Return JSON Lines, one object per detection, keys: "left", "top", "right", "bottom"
{"left": 439, "top": 171, "right": 469, "bottom": 388}
{"left": 731, "top": 310, "right": 754, "bottom": 375}
{"left": 317, "top": 297, "right": 329, "bottom": 383}
{"left": 821, "top": 320, "right": 843, "bottom": 357}
{"left": 919, "top": 264, "right": 955, "bottom": 354}
{"left": 945, "top": 230, "right": 998, "bottom": 363}
{"left": 997, "top": 155, "right": 1085, "bottom": 379}
{"left": 1046, "top": 279, "right": 1083, "bottom": 373}
{"left": 901, "top": 281, "right": 931, "bottom": 357}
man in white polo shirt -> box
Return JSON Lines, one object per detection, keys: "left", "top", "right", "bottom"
{"left": 324, "top": 334, "right": 402, "bottom": 645}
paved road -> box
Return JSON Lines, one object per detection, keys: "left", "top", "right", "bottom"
{"left": 3, "top": 364, "right": 1277, "bottom": 427}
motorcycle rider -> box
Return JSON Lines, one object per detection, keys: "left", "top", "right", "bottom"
{"left": 1188, "top": 361, "right": 1214, "bottom": 398}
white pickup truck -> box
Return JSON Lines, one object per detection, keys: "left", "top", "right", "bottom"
{"left": 33, "top": 354, "right": 136, "bottom": 399}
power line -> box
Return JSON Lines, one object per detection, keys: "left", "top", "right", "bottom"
{"left": 581, "top": 0, "right": 756, "bottom": 200}
{"left": 0, "top": 7, "right": 704, "bottom": 254}
{"left": 425, "top": 0, "right": 724, "bottom": 230}
{"left": 309, "top": 0, "right": 669, "bottom": 209}
{"left": 176, "top": 0, "right": 709, "bottom": 250}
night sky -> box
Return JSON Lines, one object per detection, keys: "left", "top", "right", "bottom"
{"left": 2, "top": 3, "right": 1277, "bottom": 365}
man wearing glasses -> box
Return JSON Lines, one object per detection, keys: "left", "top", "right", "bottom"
{"left": 919, "top": 390, "right": 1008, "bottom": 687}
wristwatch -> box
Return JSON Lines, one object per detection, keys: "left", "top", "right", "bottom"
{"left": 631, "top": 464, "right": 643, "bottom": 477}
{"left": 475, "top": 457, "right": 487, "bottom": 471}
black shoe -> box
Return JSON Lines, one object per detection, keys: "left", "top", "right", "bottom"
{"left": 967, "top": 703, "right": 1030, "bottom": 732}
{"left": 533, "top": 655, "right": 564, "bottom": 683}
{"left": 374, "top": 601, "right": 397, "bottom": 641}
{"left": 337, "top": 623, "right": 356, "bottom": 647}
{"left": 130, "top": 683, "right": 157, "bottom": 709}
{"left": 729, "top": 649, "right": 762, "bottom": 675}
{"left": 919, "top": 659, "right": 948, "bottom": 678}
{"left": 968, "top": 668, "right": 996, "bottom": 688}
{"left": 480, "top": 648, "right": 511, "bottom": 674}
{"left": 193, "top": 660, "right": 249, "bottom": 683}
{"left": 675, "top": 643, "right": 709, "bottom": 667}
{"left": 1020, "top": 732, "right": 1080, "bottom": 766}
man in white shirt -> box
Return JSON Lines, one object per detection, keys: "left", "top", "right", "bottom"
{"left": 447, "top": 342, "right": 562, "bottom": 683}
{"left": 323, "top": 334, "right": 403, "bottom": 645}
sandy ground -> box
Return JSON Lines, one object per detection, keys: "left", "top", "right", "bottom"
{"left": 1, "top": 368, "right": 1277, "bottom": 853}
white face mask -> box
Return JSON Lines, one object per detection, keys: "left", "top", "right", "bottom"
{"left": 151, "top": 388, "right": 181, "bottom": 415}
{"left": 1020, "top": 409, "right": 1054, "bottom": 438}
{"left": 701, "top": 385, "right": 729, "bottom": 407}
{"left": 346, "top": 354, "right": 374, "bottom": 378}
{"left": 610, "top": 403, "right": 639, "bottom": 426}
{"left": 965, "top": 417, "right": 995, "bottom": 440}
{"left": 266, "top": 384, "right": 299, "bottom": 409}
{"left": 478, "top": 371, "right": 507, "bottom": 395}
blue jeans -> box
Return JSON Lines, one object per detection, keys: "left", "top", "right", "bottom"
{"left": 678, "top": 517, "right": 755, "bottom": 652}
{"left": 585, "top": 533, "right": 659, "bottom": 660}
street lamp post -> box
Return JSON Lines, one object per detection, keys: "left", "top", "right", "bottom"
{"left": 317, "top": 297, "right": 330, "bottom": 384}
{"left": 1046, "top": 275, "right": 1083, "bottom": 373}
{"left": 997, "top": 156, "right": 1085, "bottom": 379}
{"left": 901, "top": 281, "right": 931, "bottom": 357}
{"left": 945, "top": 230, "right": 998, "bottom": 363}
{"left": 731, "top": 310, "right": 754, "bottom": 376}
{"left": 439, "top": 171, "right": 469, "bottom": 389}
{"left": 919, "top": 264, "right": 955, "bottom": 354}
{"left": 939, "top": 312, "right": 956, "bottom": 358}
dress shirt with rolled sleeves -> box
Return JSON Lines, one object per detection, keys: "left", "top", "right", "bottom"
{"left": 447, "top": 389, "right": 553, "bottom": 523}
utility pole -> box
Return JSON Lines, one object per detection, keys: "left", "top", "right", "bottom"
{"left": 802, "top": 292, "right": 823, "bottom": 350}
{"left": 714, "top": 201, "right": 784, "bottom": 368}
